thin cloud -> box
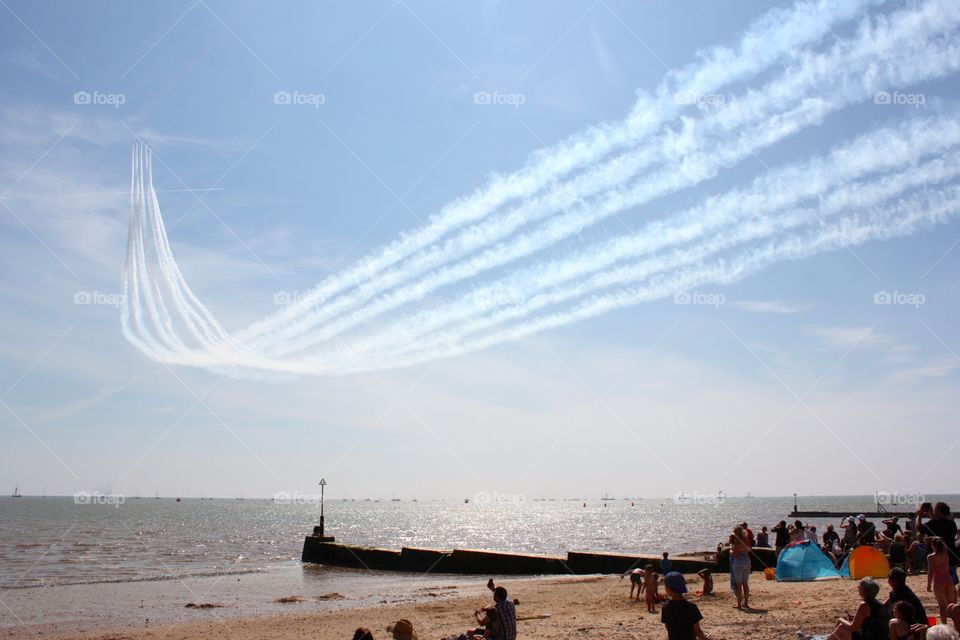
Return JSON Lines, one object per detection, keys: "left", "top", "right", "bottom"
{"left": 733, "top": 300, "right": 813, "bottom": 314}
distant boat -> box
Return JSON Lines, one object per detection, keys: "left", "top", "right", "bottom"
{"left": 175, "top": 497, "right": 182, "bottom": 502}
{"left": 464, "top": 498, "right": 470, "bottom": 504}
{"left": 12, "top": 485, "right": 22, "bottom": 498}
{"left": 745, "top": 492, "right": 755, "bottom": 499}
{"left": 601, "top": 492, "right": 614, "bottom": 501}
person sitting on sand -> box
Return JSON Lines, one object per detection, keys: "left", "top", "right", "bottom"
{"left": 644, "top": 564, "right": 660, "bottom": 613}
{"left": 888, "top": 600, "right": 926, "bottom": 640}
{"left": 386, "top": 619, "right": 419, "bottom": 640}
{"left": 883, "top": 567, "right": 927, "bottom": 624}
{"left": 621, "top": 568, "right": 644, "bottom": 601}
{"left": 827, "top": 577, "right": 889, "bottom": 640}
{"left": 927, "top": 537, "right": 958, "bottom": 624}
{"left": 697, "top": 569, "right": 713, "bottom": 596}
{"left": 486, "top": 583, "right": 517, "bottom": 640}
{"left": 661, "top": 572, "right": 709, "bottom": 640}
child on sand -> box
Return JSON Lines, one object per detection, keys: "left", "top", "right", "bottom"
{"left": 697, "top": 569, "right": 713, "bottom": 596}
{"left": 661, "top": 552, "right": 672, "bottom": 574}
{"left": 928, "top": 537, "right": 958, "bottom": 624}
{"left": 661, "top": 572, "right": 709, "bottom": 640}
{"left": 888, "top": 600, "right": 925, "bottom": 640}
{"left": 621, "top": 568, "right": 643, "bottom": 601}
{"left": 644, "top": 564, "right": 660, "bottom": 613}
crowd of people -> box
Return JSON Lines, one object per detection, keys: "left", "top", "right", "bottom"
{"left": 713, "top": 501, "right": 960, "bottom": 640}
{"left": 348, "top": 502, "right": 958, "bottom": 640}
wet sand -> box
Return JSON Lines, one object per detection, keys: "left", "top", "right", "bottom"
{"left": 13, "top": 572, "right": 943, "bottom": 640}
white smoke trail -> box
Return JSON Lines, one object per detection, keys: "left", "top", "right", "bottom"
{"left": 263, "top": 5, "right": 960, "bottom": 356}
{"left": 361, "top": 185, "right": 960, "bottom": 373}
{"left": 236, "top": 0, "right": 885, "bottom": 345}
{"left": 119, "top": 0, "right": 960, "bottom": 377}
{"left": 322, "top": 119, "right": 960, "bottom": 365}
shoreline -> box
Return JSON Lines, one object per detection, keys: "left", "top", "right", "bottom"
{"left": 18, "top": 572, "right": 944, "bottom": 640}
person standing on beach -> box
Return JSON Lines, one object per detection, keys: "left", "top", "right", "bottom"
{"left": 729, "top": 526, "right": 751, "bottom": 610}
{"left": 773, "top": 521, "right": 790, "bottom": 555}
{"left": 928, "top": 537, "right": 958, "bottom": 624}
{"left": 917, "top": 502, "right": 959, "bottom": 586}
{"left": 841, "top": 517, "right": 859, "bottom": 550}
{"left": 884, "top": 516, "right": 903, "bottom": 538}
{"left": 661, "top": 572, "right": 710, "bottom": 640}
{"left": 857, "top": 515, "right": 877, "bottom": 547}
{"left": 643, "top": 564, "right": 660, "bottom": 613}
{"left": 621, "top": 568, "right": 644, "bottom": 601}
{"left": 661, "top": 552, "right": 672, "bottom": 574}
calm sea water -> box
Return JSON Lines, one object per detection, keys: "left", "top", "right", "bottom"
{"left": 4, "top": 494, "right": 956, "bottom": 590}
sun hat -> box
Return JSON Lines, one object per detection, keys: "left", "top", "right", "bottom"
{"left": 386, "top": 619, "right": 418, "bottom": 640}
{"left": 664, "top": 571, "right": 687, "bottom": 594}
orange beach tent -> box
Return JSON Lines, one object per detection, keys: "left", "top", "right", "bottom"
{"left": 840, "top": 545, "right": 890, "bottom": 579}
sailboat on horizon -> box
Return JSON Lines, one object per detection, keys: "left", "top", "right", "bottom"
{"left": 12, "top": 484, "right": 22, "bottom": 498}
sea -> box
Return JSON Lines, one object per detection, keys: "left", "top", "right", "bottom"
{"left": 1, "top": 494, "right": 955, "bottom": 634}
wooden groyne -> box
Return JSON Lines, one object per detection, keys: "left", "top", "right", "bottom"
{"left": 302, "top": 536, "right": 778, "bottom": 575}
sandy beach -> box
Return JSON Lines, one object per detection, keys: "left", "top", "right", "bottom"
{"left": 19, "top": 572, "right": 941, "bottom": 640}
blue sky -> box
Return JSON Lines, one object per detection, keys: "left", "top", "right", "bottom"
{"left": 1, "top": 0, "right": 959, "bottom": 502}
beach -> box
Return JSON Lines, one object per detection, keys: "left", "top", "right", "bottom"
{"left": 12, "top": 572, "right": 942, "bottom": 640}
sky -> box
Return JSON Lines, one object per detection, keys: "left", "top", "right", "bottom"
{"left": 1, "top": 0, "right": 959, "bottom": 502}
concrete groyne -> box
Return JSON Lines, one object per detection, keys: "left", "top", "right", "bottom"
{"left": 301, "top": 536, "right": 778, "bottom": 575}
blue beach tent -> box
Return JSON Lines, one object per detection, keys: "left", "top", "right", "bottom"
{"left": 776, "top": 541, "right": 842, "bottom": 581}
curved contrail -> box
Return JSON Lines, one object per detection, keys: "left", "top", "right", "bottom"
{"left": 120, "top": 0, "right": 960, "bottom": 378}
